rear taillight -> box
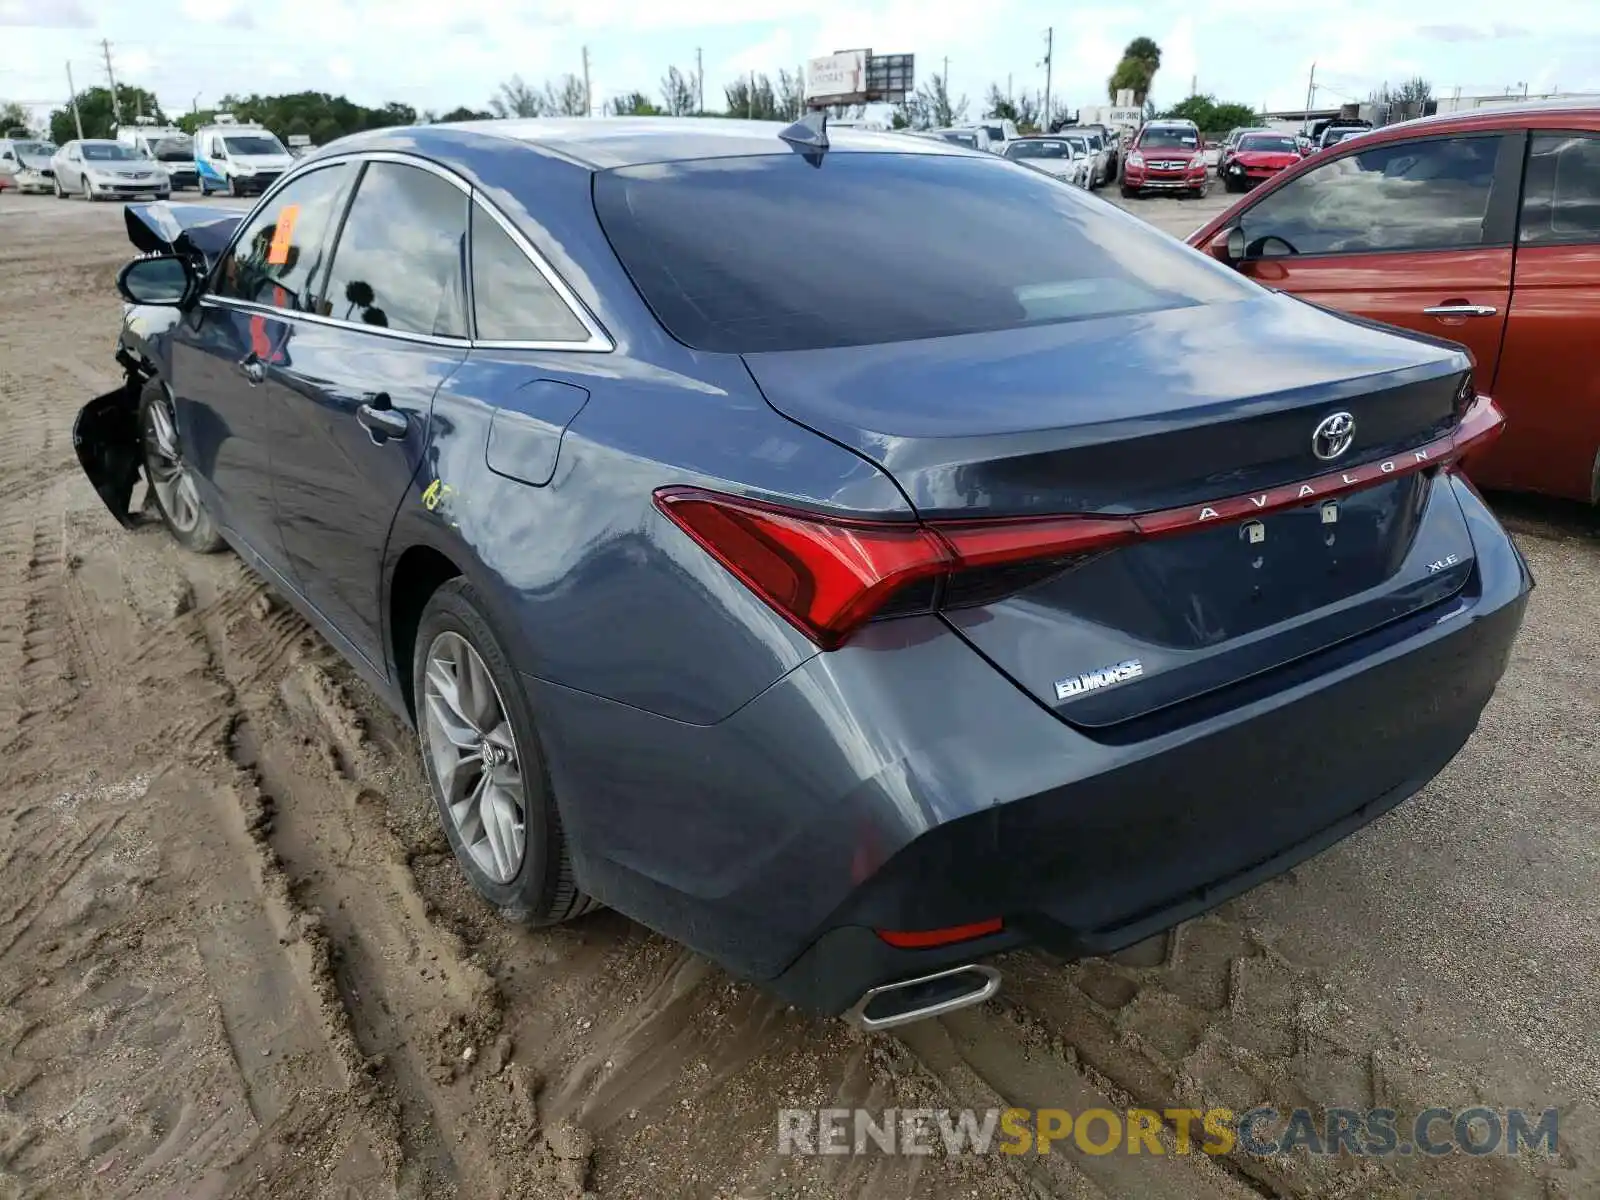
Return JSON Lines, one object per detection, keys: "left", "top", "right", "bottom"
{"left": 655, "top": 395, "right": 1507, "bottom": 651}
{"left": 653, "top": 487, "right": 1133, "bottom": 649}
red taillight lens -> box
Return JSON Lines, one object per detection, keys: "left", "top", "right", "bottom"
{"left": 653, "top": 487, "right": 1134, "bottom": 650}
{"left": 653, "top": 488, "right": 950, "bottom": 649}
{"left": 1443, "top": 393, "right": 1505, "bottom": 467}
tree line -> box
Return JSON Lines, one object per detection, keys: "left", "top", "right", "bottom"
{"left": 14, "top": 35, "right": 1300, "bottom": 148}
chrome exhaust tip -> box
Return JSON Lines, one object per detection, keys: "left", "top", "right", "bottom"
{"left": 844, "top": 964, "right": 1001, "bottom": 1031}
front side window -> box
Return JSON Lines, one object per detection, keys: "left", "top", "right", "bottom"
{"left": 594, "top": 151, "right": 1254, "bottom": 353}
{"left": 1519, "top": 132, "right": 1600, "bottom": 246}
{"left": 322, "top": 161, "right": 468, "bottom": 337}
{"left": 210, "top": 138, "right": 224, "bottom": 157}
{"left": 211, "top": 163, "right": 352, "bottom": 309}
{"left": 1240, "top": 135, "right": 1501, "bottom": 256}
{"left": 471, "top": 205, "right": 589, "bottom": 342}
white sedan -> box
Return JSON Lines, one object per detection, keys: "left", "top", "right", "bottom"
{"left": 1001, "top": 136, "right": 1093, "bottom": 188}
{"left": 50, "top": 139, "right": 171, "bottom": 201}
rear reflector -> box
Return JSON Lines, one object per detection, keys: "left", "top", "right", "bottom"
{"left": 876, "top": 918, "right": 1004, "bottom": 949}
{"left": 654, "top": 396, "right": 1505, "bottom": 650}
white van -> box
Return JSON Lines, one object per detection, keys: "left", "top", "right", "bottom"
{"left": 115, "top": 123, "right": 199, "bottom": 190}
{"left": 193, "top": 120, "right": 293, "bottom": 197}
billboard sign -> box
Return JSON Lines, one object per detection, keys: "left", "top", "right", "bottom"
{"left": 805, "top": 51, "right": 868, "bottom": 104}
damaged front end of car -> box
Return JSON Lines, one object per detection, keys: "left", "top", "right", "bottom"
{"left": 73, "top": 201, "right": 242, "bottom": 528}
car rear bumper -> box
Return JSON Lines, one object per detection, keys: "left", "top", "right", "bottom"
{"left": 533, "top": 475, "right": 1530, "bottom": 1015}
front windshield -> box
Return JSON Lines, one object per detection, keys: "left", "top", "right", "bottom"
{"left": 1063, "top": 137, "right": 1088, "bottom": 156}
{"left": 939, "top": 132, "right": 979, "bottom": 149}
{"left": 15, "top": 141, "right": 55, "bottom": 158}
{"left": 1140, "top": 128, "right": 1198, "bottom": 150}
{"left": 224, "top": 134, "right": 285, "bottom": 156}
{"left": 982, "top": 125, "right": 1004, "bottom": 141}
{"left": 82, "top": 143, "right": 139, "bottom": 161}
{"left": 1328, "top": 129, "right": 1365, "bottom": 144}
{"left": 151, "top": 135, "right": 193, "bottom": 161}
{"left": 1240, "top": 135, "right": 1299, "bottom": 153}
{"left": 1007, "top": 140, "right": 1072, "bottom": 160}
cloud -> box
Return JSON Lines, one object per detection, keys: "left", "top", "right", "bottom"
{"left": 0, "top": 0, "right": 92, "bottom": 25}
{"left": 1416, "top": 22, "right": 1531, "bottom": 42}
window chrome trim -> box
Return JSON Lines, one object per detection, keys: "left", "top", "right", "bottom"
{"left": 201, "top": 148, "right": 614, "bottom": 353}
{"left": 198, "top": 295, "right": 473, "bottom": 349}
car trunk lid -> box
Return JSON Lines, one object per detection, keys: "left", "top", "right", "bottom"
{"left": 742, "top": 294, "right": 1485, "bottom": 730}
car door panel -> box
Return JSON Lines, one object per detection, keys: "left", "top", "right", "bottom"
{"left": 1226, "top": 132, "right": 1518, "bottom": 389}
{"left": 271, "top": 325, "right": 467, "bottom": 666}
{"left": 168, "top": 161, "right": 356, "bottom": 575}
{"left": 1242, "top": 248, "right": 1512, "bottom": 383}
{"left": 267, "top": 158, "right": 473, "bottom": 673}
{"left": 1480, "top": 245, "right": 1600, "bottom": 498}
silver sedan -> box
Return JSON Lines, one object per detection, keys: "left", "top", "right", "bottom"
{"left": 50, "top": 139, "right": 170, "bottom": 201}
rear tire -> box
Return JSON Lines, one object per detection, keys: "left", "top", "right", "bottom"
{"left": 138, "top": 379, "right": 225, "bottom": 554}
{"left": 413, "top": 579, "right": 596, "bottom": 926}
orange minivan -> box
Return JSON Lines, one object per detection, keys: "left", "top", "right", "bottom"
{"left": 1191, "top": 99, "right": 1600, "bottom": 503}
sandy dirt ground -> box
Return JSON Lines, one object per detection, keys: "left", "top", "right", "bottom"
{"left": 0, "top": 188, "right": 1597, "bottom": 1200}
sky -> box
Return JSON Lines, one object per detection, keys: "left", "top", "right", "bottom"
{"left": 2, "top": 0, "right": 1598, "bottom": 128}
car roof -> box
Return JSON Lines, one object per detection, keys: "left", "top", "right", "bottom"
{"left": 1145, "top": 119, "right": 1197, "bottom": 128}
{"left": 416, "top": 116, "right": 970, "bottom": 169}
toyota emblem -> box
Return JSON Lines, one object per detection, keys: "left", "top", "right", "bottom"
{"left": 1311, "top": 411, "right": 1356, "bottom": 461}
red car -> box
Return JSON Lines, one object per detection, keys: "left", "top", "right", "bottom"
{"left": 1120, "top": 120, "right": 1208, "bottom": 199}
{"left": 1190, "top": 99, "right": 1600, "bottom": 504}
{"left": 1220, "top": 131, "right": 1302, "bottom": 192}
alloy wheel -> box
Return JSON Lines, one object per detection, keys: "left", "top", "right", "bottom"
{"left": 141, "top": 390, "right": 202, "bottom": 534}
{"left": 422, "top": 631, "right": 526, "bottom": 883}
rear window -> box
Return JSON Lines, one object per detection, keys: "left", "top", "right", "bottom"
{"left": 593, "top": 151, "right": 1254, "bottom": 353}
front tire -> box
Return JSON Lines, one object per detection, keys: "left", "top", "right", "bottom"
{"left": 1121, "top": 184, "right": 1139, "bottom": 199}
{"left": 138, "top": 379, "right": 225, "bottom": 553}
{"left": 227, "top": 176, "right": 240, "bottom": 198}
{"left": 53, "top": 176, "right": 64, "bottom": 199}
{"left": 414, "top": 579, "right": 595, "bottom": 926}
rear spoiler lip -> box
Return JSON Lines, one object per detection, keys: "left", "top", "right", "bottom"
{"left": 123, "top": 201, "right": 243, "bottom": 268}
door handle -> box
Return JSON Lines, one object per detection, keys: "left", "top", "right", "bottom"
{"left": 237, "top": 354, "right": 265, "bottom": 385}
{"left": 1423, "top": 304, "right": 1498, "bottom": 318}
{"left": 356, "top": 393, "right": 408, "bottom": 442}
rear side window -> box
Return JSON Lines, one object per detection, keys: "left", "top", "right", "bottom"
{"left": 211, "top": 163, "right": 351, "bottom": 310}
{"left": 323, "top": 161, "right": 468, "bottom": 337}
{"left": 470, "top": 204, "right": 590, "bottom": 342}
{"left": 593, "top": 152, "right": 1253, "bottom": 353}
{"left": 1240, "top": 135, "right": 1501, "bottom": 255}
{"left": 1519, "top": 132, "right": 1600, "bottom": 245}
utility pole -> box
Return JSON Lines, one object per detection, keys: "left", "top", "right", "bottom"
{"left": 581, "top": 46, "right": 592, "bottom": 116}
{"left": 66, "top": 62, "right": 85, "bottom": 140}
{"left": 696, "top": 47, "right": 704, "bottom": 113}
{"left": 749, "top": 69, "right": 756, "bottom": 118}
{"left": 1042, "top": 28, "right": 1053, "bottom": 132}
{"left": 1302, "top": 61, "right": 1316, "bottom": 136}
{"left": 101, "top": 38, "right": 122, "bottom": 126}
{"left": 1190, "top": 73, "right": 1197, "bottom": 98}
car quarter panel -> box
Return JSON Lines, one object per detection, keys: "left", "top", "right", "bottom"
{"left": 385, "top": 343, "right": 911, "bottom": 728}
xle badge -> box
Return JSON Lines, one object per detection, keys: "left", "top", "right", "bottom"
{"left": 1054, "top": 659, "right": 1144, "bottom": 702}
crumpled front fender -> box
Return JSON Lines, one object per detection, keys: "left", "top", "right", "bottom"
{"left": 73, "top": 381, "right": 143, "bottom": 529}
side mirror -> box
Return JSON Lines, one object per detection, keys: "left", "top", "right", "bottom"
{"left": 1225, "top": 227, "right": 1247, "bottom": 262}
{"left": 117, "top": 254, "right": 199, "bottom": 308}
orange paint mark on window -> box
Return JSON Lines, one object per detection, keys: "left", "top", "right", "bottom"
{"left": 266, "top": 204, "right": 300, "bottom": 266}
